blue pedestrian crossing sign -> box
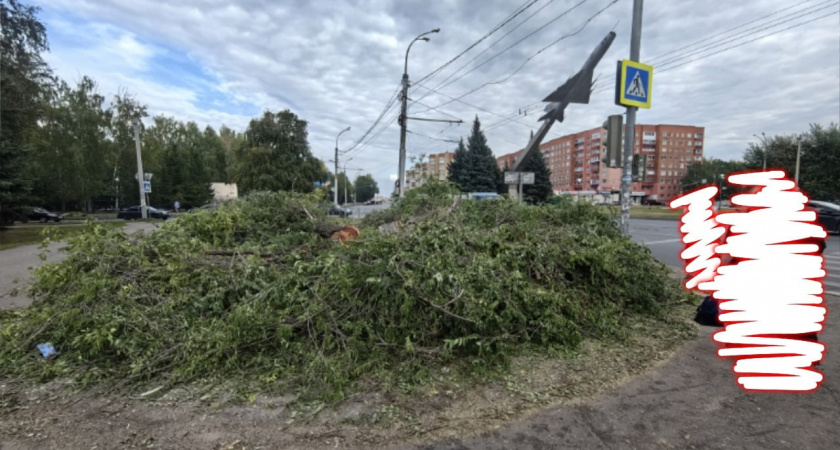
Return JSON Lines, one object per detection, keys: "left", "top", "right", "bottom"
{"left": 143, "top": 181, "right": 152, "bottom": 193}
{"left": 616, "top": 59, "right": 653, "bottom": 109}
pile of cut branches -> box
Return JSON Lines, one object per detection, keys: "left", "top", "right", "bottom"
{"left": 0, "top": 186, "right": 688, "bottom": 401}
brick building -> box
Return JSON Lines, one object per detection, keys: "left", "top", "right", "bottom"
{"left": 497, "top": 124, "right": 705, "bottom": 203}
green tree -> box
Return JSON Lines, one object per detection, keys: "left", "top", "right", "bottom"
{"left": 0, "top": 0, "right": 52, "bottom": 223}
{"left": 335, "top": 172, "right": 354, "bottom": 205}
{"left": 109, "top": 90, "right": 148, "bottom": 210}
{"left": 232, "top": 110, "right": 326, "bottom": 194}
{"left": 29, "top": 77, "right": 113, "bottom": 211}
{"left": 447, "top": 138, "right": 468, "bottom": 189}
{"left": 497, "top": 160, "right": 510, "bottom": 195}
{"left": 521, "top": 149, "right": 553, "bottom": 203}
{"left": 451, "top": 116, "right": 499, "bottom": 193}
{"left": 681, "top": 157, "right": 748, "bottom": 203}
{"left": 745, "top": 124, "right": 840, "bottom": 201}
{"left": 354, "top": 174, "right": 379, "bottom": 202}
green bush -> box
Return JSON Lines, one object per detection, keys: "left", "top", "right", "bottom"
{"left": 0, "top": 187, "right": 685, "bottom": 401}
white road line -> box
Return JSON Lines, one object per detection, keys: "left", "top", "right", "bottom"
{"left": 644, "top": 238, "right": 683, "bottom": 245}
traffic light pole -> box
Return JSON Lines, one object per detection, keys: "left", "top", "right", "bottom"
{"left": 619, "top": 0, "right": 644, "bottom": 235}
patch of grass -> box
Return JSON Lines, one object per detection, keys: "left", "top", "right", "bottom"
{"left": 600, "top": 205, "right": 682, "bottom": 220}
{"left": 0, "top": 222, "right": 126, "bottom": 250}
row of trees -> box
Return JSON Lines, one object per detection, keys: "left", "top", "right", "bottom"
{"left": 447, "top": 117, "right": 553, "bottom": 203}
{"left": 681, "top": 123, "right": 840, "bottom": 202}
{"left": 2, "top": 0, "right": 378, "bottom": 222}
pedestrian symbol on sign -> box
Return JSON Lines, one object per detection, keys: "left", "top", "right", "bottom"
{"left": 626, "top": 71, "right": 646, "bottom": 99}
{"left": 616, "top": 59, "right": 653, "bottom": 109}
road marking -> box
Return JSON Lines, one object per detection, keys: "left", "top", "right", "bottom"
{"left": 644, "top": 238, "right": 683, "bottom": 245}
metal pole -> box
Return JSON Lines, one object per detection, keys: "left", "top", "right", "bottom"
{"left": 620, "top": 0, "right": 644, "bottom": 235}
{"left": 519, "top": 174, "right": 523, "bottom": 204}
{"left": 334, "top": 127, "right": 350, "bottom": 207}
{"left": 133, "top": 119, "right": 148, "bottom": 219}
{"left": 399, "top": 29, "right": 439, "bottom": 198}
{"left": 795, "top": 135, "right": 802, "bottom": 185}
{"left": 762, "top": 132, "right": 767, "bottom": 170}
{"left": 398, "top": 72, "right": 409, "bottom": 198}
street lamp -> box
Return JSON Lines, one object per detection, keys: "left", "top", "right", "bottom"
{"left": 342, "top": 157, "right": 354, "bottom": 206}
{"left": 334, "top": 126, "right": 351, "bottom": 207}
{"left": 398, "top": 27, "right": 440, "bottom": 198}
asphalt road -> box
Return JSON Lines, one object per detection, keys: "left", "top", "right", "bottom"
{"left": 343, "top": 202, "right": 391, "bottom": 218}
{"left": 0, "top": 222, "right": 159, "bottom": 309}
{"left": 629, "top": 218, "right": 840, "bottom": 296}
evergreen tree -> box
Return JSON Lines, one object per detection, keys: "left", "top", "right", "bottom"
{"left": 497, "top": 161, "right": 510, "bottom": 195}
{"left": 447, "top": 138, "right": 468, "bottom": 189}
{"left": 457, "top": 116, "right": 500, "bottom": 193}
{"left": 521, "top": 148, "right": 553, "bottom": 203}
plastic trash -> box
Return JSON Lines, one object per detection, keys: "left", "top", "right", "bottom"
{"left": 37, "top": 343, "right": 56, "bottom": 358}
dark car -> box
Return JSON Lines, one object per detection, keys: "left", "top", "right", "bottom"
{"left": 808, "top": 200, "right": 840, "bottom": 234}
{"left": 642, "top": 199, "right": 663, "bottom": 206}
{"left": 117, "top": 205, "right": 171, "bottom": 220}
{"left": 327, "top": 205, "right": 353, "bottom": 218}
{"left": 28, "top": 207, "right": 62, "bottom": 223}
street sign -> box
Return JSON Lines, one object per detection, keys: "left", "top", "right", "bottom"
{"left": 143, "top": 181, "right": 151, "bottom": 193}
{"left": 616, "top": 59, "right": 653, "bottom": 109}
{"left": 504, "top": 172, "right": 535, "bottom": 185}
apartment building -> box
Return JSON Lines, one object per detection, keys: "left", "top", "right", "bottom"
{"left": 428, "top": 152, "right": 455, "bottom": 181}
{"left": 497, "top": 124, "right": 705, "bottom": 204}
{"left": 406, "top": 152, "right": 455, "bottom": 190}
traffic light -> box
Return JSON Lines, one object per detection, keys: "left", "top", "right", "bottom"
{"left": 603, "top": 114, "right": 623, "bottom": 168}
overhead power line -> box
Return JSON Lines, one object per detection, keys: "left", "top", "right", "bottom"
{"left": 590, "top": 5, "right": 838, "bottom": 95}
{"left": 414, "top": 0, "right": 542, "bottom": 86}
{"left": 343, "top": 84, "right": 401, "bottom": 154}
{"left": 590, "top": 0, "right": 838, "bottom": 93}
{"left": 413, "top": 0, "right": 619, "bottom": 116}
{"left": 410, "top": 0, "right": 579, "bottom": 107}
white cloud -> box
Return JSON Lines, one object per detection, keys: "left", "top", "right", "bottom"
{"left": 30, "top": 0, "right": 840, "bottom": 194}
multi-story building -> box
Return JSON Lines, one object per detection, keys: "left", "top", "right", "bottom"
{"left": 405, "top": 162, "right": 429, "bottom": 190}
{"left": 406, "top": 152, "right": 455, "bottom": 190}
{"left": 428, "top": 152, "right": 455, "bottom": 181}
{"left": 497, "top": 124, "right": 705, "bottom": 204}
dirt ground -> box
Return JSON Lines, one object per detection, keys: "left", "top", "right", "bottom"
{"left": 2, "top": 233, "right": 837, "bottom": 449}
{"left": 1, "top": 293, "right": 836, "bottom": 450}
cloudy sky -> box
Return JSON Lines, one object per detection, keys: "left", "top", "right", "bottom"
{"left": 30, "top": 0, "right": 840, "bottom": 194}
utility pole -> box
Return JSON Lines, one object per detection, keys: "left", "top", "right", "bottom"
{"left": 133, "top": 119, "right": 148, "bottom": 219}
{"left": 619, "top": 0, "right": 644, "bottom": 235}
{"left": 334, "top": 127, "right": 350, "bottom": 207}
{"left": 343, "top": 159, "right": 352, "bottom": 206}
{"left": 795, "top": 135, "right": 802, "bottom": 185}
{"left": 399, "top": 28, "right": 439, "bottom": 198}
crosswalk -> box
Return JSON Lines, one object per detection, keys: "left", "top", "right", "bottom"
{"left": 822, "top": 251, "right": 840, "bottom": 296}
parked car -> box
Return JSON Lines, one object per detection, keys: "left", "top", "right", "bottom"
{"left": 642, "top": 199, "right": 663, "bottom": 206}
{"left": 327, "top": 205, "right": 353, "bottom": 218}
{"left": 808, "top": 200, "right": 840, "bottom": 234}
{"left": 117, "top": 205, "right": 171, "bottom": 220}
{"left": 28, "top": 207, "right": 62, "bottom": 223}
